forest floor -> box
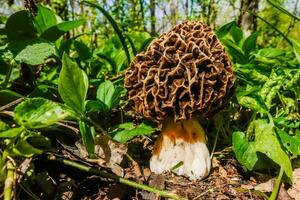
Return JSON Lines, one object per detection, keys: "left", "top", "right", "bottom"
{"left": 16, "top": 135, "right": 299, "bottom": 200}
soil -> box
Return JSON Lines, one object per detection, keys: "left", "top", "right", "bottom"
{"left": 15, "top": 136, "right": 284, "bottom": 200}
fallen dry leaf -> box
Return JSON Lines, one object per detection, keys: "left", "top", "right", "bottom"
{"left": 287, "top": 168, "right": 300, "bottom": 200}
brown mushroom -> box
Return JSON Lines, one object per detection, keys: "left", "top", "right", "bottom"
{"left": 124, "top": 21, "right": 235, "bottom": 180}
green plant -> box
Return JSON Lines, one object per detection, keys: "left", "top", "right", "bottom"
{"left": 217, "top": 21, "right": 300, "bottom": 184}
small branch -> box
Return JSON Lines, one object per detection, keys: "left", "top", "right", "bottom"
{"left": 48, "top": 155, "right": 185, "bottom": 200}
{"left": 0, "top": 111, "right": 14, "bottom": 117}
{"left": 0, "top": 98, "right": 25, "bottom": 112}
{"left": 57, "top": 122, "right": 80, "bottom": 134}
{"left": 4, "top": 160, "right": 14, "bottom": 200}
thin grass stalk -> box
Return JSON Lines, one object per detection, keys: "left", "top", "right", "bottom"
{"left": 82, "top": 1, "right": 131, "bottom": 64}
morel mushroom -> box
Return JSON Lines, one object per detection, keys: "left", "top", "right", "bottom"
{"left": 124, "top": 21, "right": 235, "bottom": 180}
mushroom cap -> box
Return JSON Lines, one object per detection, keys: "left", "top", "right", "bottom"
{"left": 125, "top": 21, "right": 235, "bottom": 123}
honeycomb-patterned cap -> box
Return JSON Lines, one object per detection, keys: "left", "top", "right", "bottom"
{"left": 125, "top": 21, "right": 235, "bottom": 122}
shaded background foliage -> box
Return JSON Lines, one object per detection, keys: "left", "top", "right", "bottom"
{"left": 0, "top": 0, "right": 299, "bottom": 199}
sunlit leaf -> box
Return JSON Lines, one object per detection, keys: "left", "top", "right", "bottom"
{"left": 0, "top": 127, "right": 25, "bottom": 138}
{"left": 41, "top": 19, "right": 85, "bottom": 42}
{"left": 111, "top": 122, "right": 154, "bottom": 143}
{"left": 9, "top": 39, "right": 55, "bottom": 65}
{"left": 233, "top": 119, "right": 292, "bottom": 183}
{"left": 96, "top": 81, "right": 124, "bottom": 110}
{"left": 58, "top": 53, "right": 88, "bottom": 114}
{"left": 14, "top": 98, "right": 69, "bottom": 128}
{"left": 34, "top": 5, "right": 57, "bottom": 33}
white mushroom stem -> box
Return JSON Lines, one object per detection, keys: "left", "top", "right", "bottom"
{"left": 150, "top": 118, "right": 211, "bottom": 180}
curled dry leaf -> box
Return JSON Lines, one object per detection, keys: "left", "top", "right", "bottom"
{"left": 287, "top": 168, "right": 300, "bottom": 200}
{"left": 76, "top": 134, "right": 127, "bottom": 176}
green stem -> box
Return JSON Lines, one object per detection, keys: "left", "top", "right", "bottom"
{"left": 4, "top": 160, "right": 14, "bottom": 200}
{"left": 1, "top": 64, "right": 13, "bottom": 89}
{"left": 210, "top": 125, "right": 220, "bottom": 159}
{"left": 49, "top": 155, "right": 184, "bottom": 200}
{"left": 269, "top": 166, "right": 284, "bottom": 200}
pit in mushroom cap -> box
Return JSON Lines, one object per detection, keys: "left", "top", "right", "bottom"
{"left": 125, "top": 20, "right": 235, "bottom": 123}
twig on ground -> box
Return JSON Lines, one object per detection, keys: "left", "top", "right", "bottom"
{"left": 192, "top": 188, "right": 213, "bottom": 200}
{"left": 48, "top": 155, "right": 185, "bottom": 200}
{"left": 0, "top": 111, "right": 14, "bottom": 117}
{"left": 57, "top": 122, "right": 80, "bottom": 134}
{"left": 0, "top": 98, "right": 25, "bottom": 112}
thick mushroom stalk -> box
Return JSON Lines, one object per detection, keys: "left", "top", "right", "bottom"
{"left": 150, "top": 118, "right": 211, "bottom": 180}
{"left": 124, "top": 21, "right": 235, "bottom": 180}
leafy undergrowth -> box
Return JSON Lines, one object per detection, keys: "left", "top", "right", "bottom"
{"left": 0, "top": 2, "right": 299, "bottom": 200}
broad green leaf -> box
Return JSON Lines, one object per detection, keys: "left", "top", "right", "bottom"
{"left": 276, "top": 128, "right": 300, "bottom": 157}
{"left": 216, "top": 21, "right": 236, "bottom": 38}
{"left": 9, "top": 39, "right": 55, "bottom": 65}
{"left": 230, "top": 25, "right": 243, "bottom": 44}
{"left": 233, "top": 119, "right": 292, "bottom": 182}
{"left": 255, "top": 48, "right": 285, "bottom": 58}
{"left": 111, "top": 122, "right": 154, "bottom": 143}
{"left": 40, "top": 19, "right": 85, "bottom": 42}
{"left": 13, "top": 139, "right": 42, "bottom": 157}
{"left": 0, "top": 120, "right": 9, "bottom": 131}
{"left": 232, "top": 132, "right": 259, "bottom": 169}
{"left": 242, "top": 32, "right": 258, "bottom": 56}
{"left": 6, "top": 10, "right": 37, "bottom": 41}
{"left": 14, "top": 98, "right": 69, "bottom": 128}
{"left": 34, "top": 5, "right": 57, "bottom": 33}
{"left": 96, "top": 80, "right": 115, "bottom": 109}
{"left": 85, "top": 100, "right": 108, "bottom": 112}
{"left": 289, "top": 38, "right": 300, "bottom": 64}
{"left": 96, "top": 81, "right": 124, "bottom": 110}
{"left": 58, "top": 54, "right": 88, "bottom": 114}
{"left": 73, "top": 40, "right": 92, "bottom": 60}
{"left": 221, "top": 39, "right": 248, "bottom": 64}
{"left": 79, "top": 121, "right": 95, "bottom": 157}
{"left": 0, "top": 127, "right": 25, "bottom": 138}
